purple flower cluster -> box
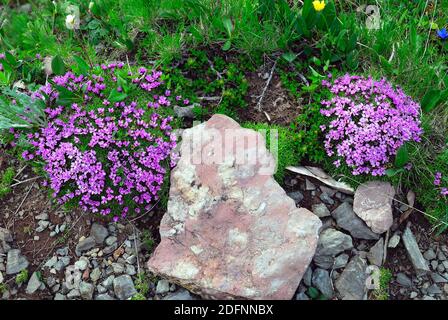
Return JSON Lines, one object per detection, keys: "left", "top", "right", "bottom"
{"left": 320, "top": 74, "right": 423, "bottom": 176}
{"left": 434, "top": 172, "right": 448, "bottom": 196}
{"left": 0, "top": 53, "right": 5, "bottom": 71}
{"left": 22, "top": 63, "right": 184, "bottom": 221}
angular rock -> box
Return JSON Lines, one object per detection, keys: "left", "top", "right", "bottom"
{"left": 335, "top": 255, "right": 368, "bottom": 300}
{"left": 313, "top": 229, "right": 353, "bottom": 269}
{"left": 96, "top": 293, "right": 115, "bottom": 300}
{"left": 79, "top": 281, "right": 94, "bottom": 300}
{"left": 332, "top": 202, "right": 379, "bottom": 240}
{"left": 302, "top": 266, "right": 312, "bottom": 287}
{"left": 26, "top": 272, "right": 42, "bottom": 294}
{"left": 430, "top": 272, "right": 448, "bottom": 283}
{"left": 75, "top": 237, "right": 96, "bottom": 256}
{"left": 163, "top": 289, "right": 196, "bottom": 300}
{"left": 113, "top": 275, "right": 137, "bottom": 300}
{"left": 334, "top": 254, "right": 349, "bottom": 269}
{"left": 396, "top": 273, "right": 412, "bottom": 287}
{"left": 353, "top": 181, "right": 395, "bottom": 234}
{"left": 423, "top": 249, "right": 436, "bottom": 261}
{"left": 388, "top": 234, "right": 400, "bottom": 248}
{"left": 312, "top": 203, "right": 330, "bottom": 218}
{"left": 90, "top": 223, "right": 109, "bottom": 245}
{"left": 295, "top": 292, "right": 309, "bottom": 300}
{"left": 6, "top": 249, "right": 29, "bottom": 275}
{"left": 156, "top": 279, "right": 170, "bottom": 295}
{"left": 402, "top": 226, "right": 430, "bottom": 275}
{"left": 287, "top": 191, "right": 304, "bottom": 205}
{"left": 147, "top": 114, "right": 322, "bottom": 300}
{"left": 367, "top": 238, "right": 384, "bottom": 266}
{"left": 174, "top": 104, "right": 195, "bottom": 119}
{"left": 312, "top": 268, "right": 334, "bottom": 298}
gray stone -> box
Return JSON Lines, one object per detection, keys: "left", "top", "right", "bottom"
{"left": 314, "top": 229, "right": 353, "bottom": 264}
{"left": 312, "top": 203, "right": 331, "bottom": 218}
{"left": 0, "top": 228, "right": 13, "bottom": 242}
{"left": 312, "top": 268, "right": 334, "bottom": 298}
{"left": 332, "top": 202, "right": 379, "bottom": 240}
{"left": 402, "top": 226, "right": 430, "bottom": 274}
{"left": 90, "top": 268, "right": 101, "bottom": 282}
{"left": 25, "top": 272, "right": 42, "bottom": 294}
{"left": 431, "top": 260, "right": 438, "bottom": 270}
{"left": 427, "top": 284, "right": 442, "bottom": 295}
{"left": 75, "top": 259, "right": 88, "bottom": 271}
{"left": 56, "top": 247, "right": 69, "bottom": 256}
{"left": 54, "top": 293, "right": 66, "bottom": 300}
{"left": 105, "top": 236, "right": 118, "bottom": 246}
{"left": 438, "top": 251, "right": 447, "bottom": 261}
{"left": 430, "top": 272, "right": 448, "bottom": 283}
{"left": 75, "top": 237, "right": 96, "bottom": 256}
{"left": 90, "top": 223, "right": 109, "bottom": 245}
{"left": 305, "top": 179, "right": 316, "bottom": 191}
{"left": 0, "top": 271, "right": 3, "bottom": 283}
{"left": 67, "top": 289, "right": 80, "bottom": 299}
{"left": 410, "top": 292, "right": 418, "bottom": 299}
{"left": 319, "top": 192, "right": 334, "bottom": 206}
{"left": 79, "top": 281, "right": 94, "bottom": 300}
{"left": 113, "top": 275, "right": 137, "bottom": 300}
{"left": 102, "top": 275, "right": 115, "bottom": 289}
{"left": 44, "top": 256, "right": 58, "bottom": 269}
{"left": 125, "top": 264, "right": 136, "bottom": 276}
{"left": 388, "top": 234, "right": 400, "bottom": 248}
{"left": 112, "top": 262, "right": 124, "bottom": 274}
{"left": 96, "top": 293, "right": 115, "bottom": 300}
{"left": 313, "top": 255, "right": 335, "bottom": 270}
{"left": 367, "top": 238, "right": 384, "bottom": 266}
{"left": 6, "top": 249, "right": 29, "bottom": 275}
{"left": 295, "top": 292, "right": 309, "bottom": 300}
{"left": 287, "top": 191, "right": 304, "bottom": 205}
{"left": 35, "top": 213, "right": 48, "bottom": 220}
{"left": 302, "top": 266, "right": 312, "bottom": 287}
{"left": 334, "top": 254, "right": 349, "bottom": 269}
{"left": 156, "top": 279, "right": 171, "bottom": 295}
{"left": 174, "top": 104, "right": 195, "bottom": 119}
{"left": 423, "top": 249, "right": 437, "bottom": 261}
{"left": 335, "top": 255, "right": 368, "bottom": 300}
{"left": 163, "top": 289, "right": 195, "bottom": 300}
{"left": 396, "top": 273, "right": 412, "bottom": 287}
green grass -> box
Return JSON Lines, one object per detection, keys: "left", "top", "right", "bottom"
{"left": 0, "top": 167, "right": 15, "bottom": 198}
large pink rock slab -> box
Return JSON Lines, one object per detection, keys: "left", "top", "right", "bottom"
{"left": 147, "top": 114, "right": 321, "bottom": 300}
{"left": 353, "top": 181, "right": 395, "bottom": 234}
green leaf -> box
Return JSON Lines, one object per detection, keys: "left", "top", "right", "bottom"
{"left": 282, "top": 52, "right": 297, "bottom": 63}
{"left": 307, "top": 287, "right": 319, "bottom": 299}
{"left": 108, "top": 89, "right": 128, "bottom": 103}
{"left": 73, "top": 56, "right": 90, "bottom": 75}
{"left": 222, "top": 17, "right": 234, "bottom": 37}
{"left": 394, "top": 144, "right": 409, "bottom": 168}
{"left": 51, "top": 55, "right": 66, "bottom": 76}
{"left": 222, "top": 40, "right": 231, "bottom": 51}
{"left": 421, "top": 89, "right": 442, "bottom": 113}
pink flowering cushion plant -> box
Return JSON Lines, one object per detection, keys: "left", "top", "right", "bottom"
{"left": 319, "top": 74, "right": 423, "bottom": 176}
{"left": 22, "top": 63, "right": 188, "bottom": 221}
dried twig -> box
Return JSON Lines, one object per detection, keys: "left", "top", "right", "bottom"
{"left": 10, "top": 176, "right": 42, "bottom": 188}
{"left": 256, "top": 58, "right": 278, "bottom": 112}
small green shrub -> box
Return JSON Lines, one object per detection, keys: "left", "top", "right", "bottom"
{"left": 0, "top": 167, "right": 15, "bottom": 198}
{"left": 15, "top": 269, "right": 29, "bottom": 285}
{"left": 243, "top": 122, "right": 300, "bottom": 182}
{"left": 372, "top": 268, "right": 393, "bottom": 300}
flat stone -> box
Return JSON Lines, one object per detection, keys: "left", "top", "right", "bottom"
{"left": 312, "top": 203, "right": 331, "bottom": 218}
{"left": 319, "top": 192, "right": 335, "bottom": 206}
{"left": 67, "top": 289, "right": 80, "bottom": 299}
{"left": 174, "top": 104, "right": 195, "bottom": 119}
{"left": 75, "top": 259, "right": 88, "bottom": 271}
{"left": 105, "top": 236, "right": 117, "bottom": 246}
{"left": 353, "top": 181, "right": 395, "bottom": 234}
{"left": 423, "top": 249, "right": 437, "bottom": 261}
{"left": 26, "top": 272, "right": 42, "bottom": 294}
{"left": 396, "top": 273, "right": 412, "bottom": 287}
{"left": 90, "top": 223, "right": 109, "bottom": 245}
{"left": 313, "top": 229, "right": 353, "bottom": 269}
{"left": 335, "top": 255, "right": 368, "bottom": 300}
{"left": 147, "top": 114, "right": 321, "bottom": 300}
{"left": 54, "top": 293, "right": 66, "bottom": 300}
{"left": 113, "top": 275, "right": 137, "bottom": 300}
{"left": 6, "top": 249, "right": 29, "bottom": 275}
{"left": 305, "top": 179, "right": 316, "bottom": 191}
{"left": 312, "top": 268, "right": 334, "bottom": 298}
{"left": 430, "top": 272, "right": 448, "bottom": 283}
{"left": 367, "top": 238, "right": 384, "bottom": 266}
{"left": 334, "top": 254, "right": 349, "bottom": 269}
{"left": 295, "top": 292, "right": 309, "bottom": 300}
{"left": 96, "top": 293, "right": 115, "bottom": 300}
{"left": 427, "top": 284, "right": 442, "bottom": 295}
{"left": 388, "top": 234, "right": 400, "bottom": 248}
{"left": 402, "top": 226, "right": 430, "bottom": 275}
{"left": 302, "top": 266, "right": 312, "bottom": 287}
{"left": 332, "top": 202, "right": 379, "bottom": 240}
{"left": 163, "top": 289, "right": 196, "bottom": 300}
{"left": 75, "top": 237, "right": 96, "bottom": 256}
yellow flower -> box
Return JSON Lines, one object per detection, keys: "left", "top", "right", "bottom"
{"left": 312, "top": 0, "right": 326, "bottom": 12}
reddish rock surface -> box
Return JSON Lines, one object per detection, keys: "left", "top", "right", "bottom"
{"left": 353, "top": 181, "right": 395, "bottom": 234}
{"left": 147, "top": 114, "right": 321, "bottom": 300}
